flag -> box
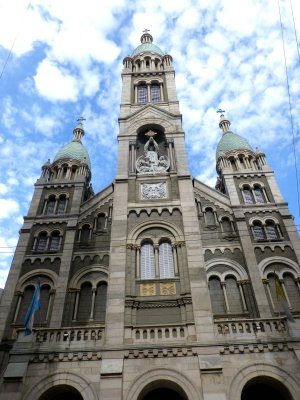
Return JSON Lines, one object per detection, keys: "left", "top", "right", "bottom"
{"left": 274, "top": 273, "right": 295, "bottom": 323}
{"left": 24, "top": 282, "right": 40, "bottom": 335}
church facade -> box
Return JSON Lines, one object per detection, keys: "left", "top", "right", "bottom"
{"left": 0, "top": 33, "right": 300, "bottom": 400}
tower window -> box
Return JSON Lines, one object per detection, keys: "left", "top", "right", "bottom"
{"left": 97, "top": 213, "right": 106, "bottom": 230}
{"left": 252, "top": 222, "right": 266, "bottom": 240}
{"left": 140, "top": 242, "right": 155, "bottom": 279}
{"left": 242, "top": 187, "right": 254, "bottom": 204}
{"left": 253, "top": 186, "right": 266, "bottom": 203}
{"left": 151, "top": 83, "right": 160, "bottom": 103}
{"left": 159, "top": 241, "right": 174, "bottom": 278}
{"left": 57, "top": 196, "right": 67, "bottom": 214}
{"left": 137, "top": 85, "right": 148, "bottom": 104}
{"left": 205, "top": 208, "right": 216, "bottom": 225}
{"left": 36, "top": 232, "right": 48, "bottom": 252}
{"left": 265, "top": 221, "right": 278, "bottom": 240}
{"left": 46, "top": 196, "right": 56, "bottom": 215}
{"left": 49, "top": 232, "right": 60, "bottom": 251}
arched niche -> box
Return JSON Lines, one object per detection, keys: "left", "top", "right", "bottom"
{"left": 241, "top": 376, "right": 293, "bottom": 400}
{"left": 39, "top": 384, "right": 83, "bottom": 400}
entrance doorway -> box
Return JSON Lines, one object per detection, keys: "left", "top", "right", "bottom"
{"left": 39, "top": 384, "right": 84, "bottom": 400}
{"left": 241, "top": 377, "right": 293, "bottom": 400}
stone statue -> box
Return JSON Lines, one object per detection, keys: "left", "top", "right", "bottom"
{"left": 136, "top": 130, "right": 170, "bottom": 175}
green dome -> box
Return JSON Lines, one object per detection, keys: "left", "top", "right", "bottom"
{"left": 132, "top": 42, "right": 164, "bottom": 57}
{"left": 54, "top": 140, "right": 91, "bottom": 169}
{"left": 216, "top": 131, "right": 253, "bottom": 159}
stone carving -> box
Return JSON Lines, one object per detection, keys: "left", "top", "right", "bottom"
{"left": 140, "top": 283, "right": 156, "bottom": 296}
{"left": 141, "top": 182, "right": 167, "bottom": 199}
{"left": 136, "top": 130, "right": 170, "bottom": 175}
{"left": 160, "top": 282, "right": 176, "bottom": 295}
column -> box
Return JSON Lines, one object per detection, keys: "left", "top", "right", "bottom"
{"left": 13, "top": 293, "right": 23, "bottom": 323}
{"left": 89, "top": 288, "right": 96, "bottom": 320}
{"left": 147, "top": 84, "right": 151, "bottom": 102}
{"left": 72, "top": 290, "right": 80, "bottom": 321}
{"left": 238, "top": 281, "right": 248, "bottom": 312}
{"left": 154, "top": 244, "right": 159, "bottom": 277}
{"left": 263, "top": 279, "right": 275, "bottom": 311}
{"left": 172, "top": 244, "right": 178, "bottom": 275}
{"left": 136, "top": 246, "right": 140, "bottom": 278}
{"left": 159, "top": 82, "right": 164, "bottom": 101}
{"left": 221, "top": 282, "right": 230, "bottom": 312}
{"left": 46, "top": 289, "right": 55, "bottom": 321}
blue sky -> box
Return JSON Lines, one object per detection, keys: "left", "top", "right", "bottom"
{"left": 0, "top": 0, "right": 299, "bottom": 288}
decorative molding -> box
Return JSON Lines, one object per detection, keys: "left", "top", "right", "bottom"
{"left": 160, "top": 282, "right": 176, "bottom": 295}
{"left": 140, "top": 182, "right": 167, "bottom": 199}
{"left": 140, "top": 283, "right": 156, "bottom": 296}
{"left": 219, "top": 342, "right": 292, "bottom": 355}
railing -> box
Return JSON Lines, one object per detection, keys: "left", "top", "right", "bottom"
{"left": 125, "top": 324, "right": 195, "bottom": 343}
{"left": 16, "top": 326, "right": 106, "bottom": 348}
{"left": 214, "top": 317, "right": 288, "bottom": 339}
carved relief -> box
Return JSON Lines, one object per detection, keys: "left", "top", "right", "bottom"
{"left": 141, "top": 182, "right": 167, "bottom": 199}
{"left": 140, "top": 283, "right": 156, "bottom": 296}
{"left": 160, "top": 282, "right": 176, "bottom": 295}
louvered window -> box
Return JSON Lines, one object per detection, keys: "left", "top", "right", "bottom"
{"left": 266, "top": 222, "right": 278, "bottom": 239}
{"left": 36, "top": 233, "right": 47, "bottom": 252}
{"left": 254, "top": 187, "right": 265, "bottom": 203}
{"left": 243, "top": 188, "right": 253, "bottom": 204}
{"left": 49, "top": 233, "right": 60, "bottom": 251}
{"left": 151, "top": 84, "right": 160, "bottom": 102}
{"left": 159, "top": 242, "right": 174, "bottom": 278}
{"left": 140, "top": 243, "right": 155, "bottom": 279}
{"left": 137, "top": 85, "right": 147, "bottom": 104}
{"left": 57, "top": 197, "right": 66, "bottom": 214}
{"left": 253, "top": 223, "right": 266, "bottom": 240}
{"left": 46, "top": 197, "right": 56, "bottom": 214}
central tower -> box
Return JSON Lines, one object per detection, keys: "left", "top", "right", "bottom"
{"left": 105, "top": 33, "right": 214, "bottom": 347}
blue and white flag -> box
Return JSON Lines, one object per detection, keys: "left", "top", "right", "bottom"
{"left": 24, "top": 282, "right": 40, "bottom": 336}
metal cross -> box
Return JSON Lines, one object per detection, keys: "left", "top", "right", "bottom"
{"left": 216, "top": 108, "right": 225, "bottom": 114}
{"left": 77, "top": 116, "right": 86, "bottom": 123}
{"left": 143, "top": 29, "right": 150, "bottom": 33}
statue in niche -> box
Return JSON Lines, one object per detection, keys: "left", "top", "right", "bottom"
{"left": 136, "top": 130, "right": 170, "bottom": 175}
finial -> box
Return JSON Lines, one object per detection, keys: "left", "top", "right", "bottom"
{"left": 73, "top": 116, "right": 86, "bottom": 141}
{"left": 77, "top": 116, "right": 86, "bottom": 125}
{"left": 141, "top": 30, "right": 153, "bottom": 44}
{"left": 217, "top": 108, "right": 231, "bottom": 134}
{"left": 143, "top": 29, "right": 150, "bottom": 34}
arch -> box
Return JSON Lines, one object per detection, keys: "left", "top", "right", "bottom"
{"left": 128, "top": 220, "right": 184, "bottom": 242}
{"left": 228, "top": 363, "right": 299, "bottom": 400}
{"left": 23, "top": 371, "right": 98, "bottom": 400}
{"left": 16, "top": 269, "right": 57, "bottom": 291}
{"left": 69, "top": 265, "right": 109, "bottom": 288}
{"left": 125, "top": 368, "right": 199, "bottom": 400}
{"left": 206, "top": 259, "right": 248, "bottom": 281}
{"left": 258, "top": 257, "right": 300, "bottom": 279}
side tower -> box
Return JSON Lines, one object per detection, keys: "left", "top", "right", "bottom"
{"left": 215, "top": 111, "right": 300, "bottom": 320}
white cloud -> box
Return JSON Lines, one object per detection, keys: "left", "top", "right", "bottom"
{"left": 34, "top": 59, "right": 79, "bottom": 101}
{"left": 0, "top": 184, "right": 8, "bottom": 195}
{"left": 0, "top": 198, "right": 20, "bottom": 219}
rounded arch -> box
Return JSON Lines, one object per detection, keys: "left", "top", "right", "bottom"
{"left": 69, "top": 265, "right": 109, "bottom": 289}
{"left": 125, "top": 368, "right": 199, "bottom": 400}
{"left": 205, "top": 259, "right": 248, "bottom": 281}
{"left": 258, "top": 257, "right": 300, "bottom": 279}
{"left": 128, "top": 220, "right": 184, "bottom": 242}
{"left": 16, "top": 269, "right": 57, "bottom": 291}
{"left": 228, "top": 363, "right": 299, "bottom": 400}
{"left": 23, "top": 371, "right": 98, "bottom": 400}
{"left": 127, "top": 117, "right": 174, "bottom": 136}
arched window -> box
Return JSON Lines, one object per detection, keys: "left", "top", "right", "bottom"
{"left": 151, "top": 83, "right": 160, "bottom": 102}
{"left": 39, "top": 284, "right": 51, "bottom": 322}
{"left": 77, "top": 282, "right": 92, "bottom": 322}
{"left": 46, "top": 196, "right": 56, "bottom": 215}
{"left": 242, "top": 187, "right": 253, "bottom": 204}
{"left": 16, "top": 285, "right": 35, "bottom": 324}
{"left": 97, "top": 213, "right": 106, "bottom": 230}
{"left": 253, "top": 186, "right": 266, "bottom": 203}
{"left": 80, "top": 225, "right": 90, "bottom": 243}
{"left": 137, "top": 84, "right": 147, "bottom": 104}
{"left": 208, "top": 277, "right": 226, "bottom": 314}
{"left": 57, "top": 196, "right": 67, "bottom": 214}
{"left": 140, "top": 242, "right": 155, "bottom": 279}
{"left": 159, "top": 241, "right": 174, "bottom": 278}
{"left": 49, "top": 232, "right": 60, "bottom": 251}
{"left": 94, "top": 282, "right": 107, "bottom": 322}
{"left": 283, "top": 273, "right": 300, "bottom": 310}
{"left": 36, "top": 232, "right": 48, "bottom": 252}
{"left": 252, "top": 222, "right": 266, "bottom": 240}
{"left": 205, "top": 208, "right": 215, "bottom": 225}
{"left": 225, "top": 276, "right": 243, "bottom": 313}
{"left": 265, "top": 221, "right": 278, "bottom": 240}
{"left": 221, "top": 218, "right": 232, "bottom": 234}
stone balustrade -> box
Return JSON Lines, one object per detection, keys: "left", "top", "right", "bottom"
{"left": 214, "top": 317, "right": 288, "bottom": 339}
{"left": 125, "top": 324, "right": 195, "bottom": 344}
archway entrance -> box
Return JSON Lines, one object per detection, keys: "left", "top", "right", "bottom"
{"left": 137, "top": 380, "right": 188, "bottom": 400}
{"left": 39, "top": 384, "right": 84, "bottom": 400}
{"left": 241, "top": 377, "right": 293, "bottom": 400}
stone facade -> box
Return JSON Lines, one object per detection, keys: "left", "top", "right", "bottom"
{"left": 0, "top": 33, "right": 300, "bottom": 400}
